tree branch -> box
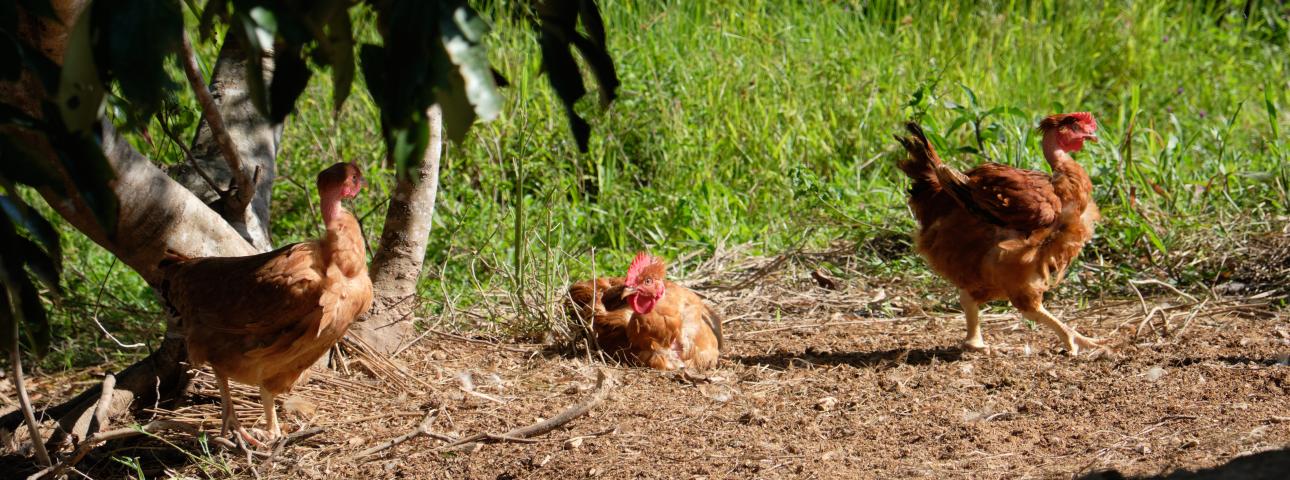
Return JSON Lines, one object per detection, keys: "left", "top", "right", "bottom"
{"left": 179, "top": 30, "right": 255, "bottom": 217}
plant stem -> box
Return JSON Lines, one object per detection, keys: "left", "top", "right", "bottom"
{"left": 7, "top": 286, "right": 51, "bottom": 466}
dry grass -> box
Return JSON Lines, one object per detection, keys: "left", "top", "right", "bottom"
{"left": 2, "top": 242, "right": 1288, "bottom": 479}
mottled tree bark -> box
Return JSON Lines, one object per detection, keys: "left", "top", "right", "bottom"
{"left": 349, "top": 106, "right": 444, "bottom": 354}
{"left": 168, "top": 32, "right": 280, "bottom": 252}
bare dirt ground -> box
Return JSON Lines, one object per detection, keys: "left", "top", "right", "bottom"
{"left": 4, "top": 252, "right": 1289, "bottom": 479}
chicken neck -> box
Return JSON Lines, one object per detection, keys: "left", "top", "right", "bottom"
{"left": 1041, "top": 135, "right": 1092, "bottom": 202}
{"left": 318, "top": 186, "right": 367, "bottom": 276}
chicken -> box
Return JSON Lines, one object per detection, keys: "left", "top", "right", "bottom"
{"left": 566, "top": 252, "right": 723, "bottom": 370}
{"left": 159, "top": 162, "right": 373, "bottom": 442}
{"left": 894, "top": 113, "right": 1103, "bottom": 354}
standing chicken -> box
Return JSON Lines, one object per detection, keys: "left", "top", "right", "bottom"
{"left": 894, "top": 113, "right": 1103, "bottom": 354}
{"left": 160, "top": 162, "right": 373, "bottom": 442}
{"left": 566, "top": 252, "right": 723, "bottom": 370}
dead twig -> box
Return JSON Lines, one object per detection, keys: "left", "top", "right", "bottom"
{"left": 439, "top": 368, "right": 616, "bottom": 453}
{"left": 355, "top": 408, "right": 452, "bottom": 459}
{"left": 1130, "top": 279, "right": 1200, "bottom": 304}
{"left": 28, "top": 420, "right": 197, "bottom": 480}
{"left": 8, "top": 312, "right": 51, "bottom": 467}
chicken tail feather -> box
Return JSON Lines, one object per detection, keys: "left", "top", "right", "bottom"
{"left": 702, "top": 304, "right": 724, "bottom": 352}
{"left": 894, "top": 121, "right": 947, "bottom": 198}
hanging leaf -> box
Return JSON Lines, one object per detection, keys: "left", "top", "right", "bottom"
{"left": 534, "top": 0, "right": 619, "bottom": 151}
{"left": 56, "top": 5, "right": 105, "bottom": 134}
{"left": 91, "top": 0, "right": 183, "bottom": 128}
{"left": 437, "top": 2, "right": 502, "bottom": 136}
{"left": 267, "top": 44, "right": 312, "bottom": 123}
{"left": 232, "top": 6, "right": 278, "bottom": 116}
{"left": 0, "top": 195, "right": 61, "bottom": 264}
{"left": 325, "top": 9, "right": 355, "bottom": 115}
{"left": 13, "top": 236, "right": 59, "bottom": 293}
{"left": 56, "top": 131, "right": 118, "bottom": 236}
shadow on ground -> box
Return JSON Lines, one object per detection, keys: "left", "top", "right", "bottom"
{"left": 1080, "top": 447, "right": 1290, "bottom": 480}
{"left": 732, "top": 345, "right": 967, "bottom": 369}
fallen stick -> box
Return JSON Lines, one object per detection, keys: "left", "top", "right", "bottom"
{"left": 438, "top": 368, "right": 615, "bottom": 453}
{"left": 354, "top": 408, "right": 453, "bottom": 459}
{"left": 29, "top": 420, "right": 197, "bottom": 480}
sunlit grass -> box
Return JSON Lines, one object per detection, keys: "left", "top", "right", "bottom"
{"left": 38, "top": 0, "right": 1289, "bottom": 363}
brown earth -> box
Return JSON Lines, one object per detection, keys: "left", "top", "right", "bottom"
{"left": 3, "top": 269, "right": 1288, "bottom": 479}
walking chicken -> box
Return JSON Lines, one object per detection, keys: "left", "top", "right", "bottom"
{"left": 567, "top": 252, "right": 723, "bottom": 370}
{"left": 894, "top": 113, "right": 1104, "bottom": 354}
{"left": 160, "top": 162, "right": 373, "bottom": 442}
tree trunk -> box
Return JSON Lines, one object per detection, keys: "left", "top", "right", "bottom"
{"left": 168, "top": 32, "right": 279, "bottom": 252}
{"left": 0, "top": 0, "right": 254, "bottom": 440}
{"left": 348, "top": 106, "right": 445, "bottom": 354}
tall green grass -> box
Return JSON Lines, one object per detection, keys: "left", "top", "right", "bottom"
{"left": 39, "top": 0, "right": 1290, "bottom": 362}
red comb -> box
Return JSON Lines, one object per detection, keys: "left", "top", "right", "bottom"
{"left": 625, "top": 251, "right": 655, "bottom": 285}
{"left": 1068, "top": 112, "right": 1097, "bottom": 131}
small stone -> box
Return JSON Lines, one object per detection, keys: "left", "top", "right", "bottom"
{"left": 738, "top": 410, "right": 768, "bottom": 426}
{"left": 564, "top": 436, "right": 584, "bottom": 450}
{"left": 1144, "top": 366, "right": 1166, "bottom": 382}
{"left": 348, "top": 436, "right": 366, "bottom": 447}
{"left": 815, "top": 396, "right": 838, "bottom": 411}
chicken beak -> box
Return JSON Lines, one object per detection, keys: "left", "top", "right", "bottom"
{"left": 620, "top": 286, "right": 637, "bottom": 299}
{"left": 1084, "top": 133, "right": 1099, "bottom": 143}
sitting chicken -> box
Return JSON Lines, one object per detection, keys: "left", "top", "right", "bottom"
{"left": 894, "top": 113, "right": 1103, "bottom": 354}
{"left": 566, "top": 252, "right": 723, "bottom": 370}
{"left": 160, "top": 162, "right": 373, "bottom": 442}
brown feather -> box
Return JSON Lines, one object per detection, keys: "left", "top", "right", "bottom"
{"left": 162, "top": 208, "right": 372, "bottom": 394}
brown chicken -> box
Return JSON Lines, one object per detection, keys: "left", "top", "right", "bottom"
{"left": 566, "top": 252, "right": 723, "bottom": 370}
{"left": 894, "top": 113, "right": 1103, "bottom": 354}
{"left": 160, "top": 162, "right": 373, "bottom": 442}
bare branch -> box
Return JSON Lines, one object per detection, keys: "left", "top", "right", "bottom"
{"left": 28, "top": 420, "right": 197, "bottom": 480}
{"left": 179, "top": 30, "right": 254, "bottom": 215}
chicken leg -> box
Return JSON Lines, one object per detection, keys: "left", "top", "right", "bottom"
{"left": 959, "top": 290, "right": 988, "bottom": 352}
{"left": 1021, "top": 305, "right": 1102, "bottom": 355}
{"left": 260, "top": 387, "right": 282, "bottom": 440}
{"left": 217, "top": 374, "right": 236, "bottom": 437}
{"left": 217, "top": 374, "right": 265, "bottom": 448}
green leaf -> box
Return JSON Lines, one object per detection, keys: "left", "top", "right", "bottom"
{"left": 14, "top": 273, "right": 50, "bottom": 356}
{"left": 326, "top": 9, "right": 355, "bottom": 115}
{"left": 233, "top": 7, "right": 278, "bottom": 116}
{"left": 197, "top": 0, "right": 229, "bottom": 41}
{"left": 0, "top": 134, "right": 63, "bottom": 190}
{"left": 389, "top": 113, "right": 430, "bottom": 180}
{"left": 959, "top": 84, "right": 978, "bottom": 109}
{"left": 0, "top": 33, "right": 21, "bottom": 82}
{"left": 17, "top": 0, "right": 58, "bottom": 22}
{"left": 92, "top": 0, "right": 183, "bottom": 127}
{"left": 535, "top": 0, "right": 618, "bottom": 151}
{"left": 56, "top": 131, "right": 118, "bottom": 236}
{"left": 0, "top": 102, "right": 42, "bottom": 129}
{"left": 438, "top": 3, "right": 502, "bottom": 126}
{"left": 0, "top": 195, "right": 61, "bottom": 264}
{"left": 267, "top": 44, "right": 312, "bottom": 123}
{"left": 1265, "top": 84, "right": 1280, "bottom": 140}
{"left": 56, "top": 5, "right": 105, "bottom": 134}
{"left": 13, "top": 236, "right": 59, "bottom": 293}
